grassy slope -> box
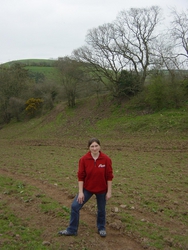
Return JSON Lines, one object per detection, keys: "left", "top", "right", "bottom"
{"left": 1, "top": 59, "right": 61, "bottom": 84}
{"left": 25, "top": 65, "right": 62, "bottom": 84}
{"left": 2, "top": 59, "right": 56, "bottom": 66}
{"left": 1, "top": 95, "right": 188, "bottom": 140}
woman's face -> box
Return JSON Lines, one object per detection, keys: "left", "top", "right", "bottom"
{"left": 89, "top": 141, "right": 100, "bottom": 155}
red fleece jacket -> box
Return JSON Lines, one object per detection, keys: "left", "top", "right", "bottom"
{"left": 77, "top": 151, "right": 114, "bottom": 194}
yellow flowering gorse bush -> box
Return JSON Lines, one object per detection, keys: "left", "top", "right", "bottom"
{"left": 25, "top": 98, "right": 43, "bottom": 115}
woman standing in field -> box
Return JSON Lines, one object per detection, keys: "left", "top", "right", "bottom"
{"left": 58, "top": 138, "right": 114, "bottom": 237}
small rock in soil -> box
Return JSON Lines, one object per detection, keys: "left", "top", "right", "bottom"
{"left": 42, "top": 241, "right": 51, "bottom": 246}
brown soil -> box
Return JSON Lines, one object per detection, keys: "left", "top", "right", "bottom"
{"left": 0, "top": 168, "right": 144, "bottom": 250}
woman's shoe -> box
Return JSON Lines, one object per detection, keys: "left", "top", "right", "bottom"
{"left": 98, "top": 230, "right": 106, "bottom": 237}
{"left": 58, "top": 229, "right": 77, "bottom": 236}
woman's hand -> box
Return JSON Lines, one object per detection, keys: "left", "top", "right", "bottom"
{"left": 77, "top": 192, "right": 85, "bottom": 204}
{"left": 106, "top": 180, "right": 112, "bottom": 200}
{"left": 106, "top": 191, "right": 112, "bottom": 200}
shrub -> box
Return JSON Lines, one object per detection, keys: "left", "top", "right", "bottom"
{"left": 116, "top": 70, "right": 141, "bottom": 98}
{"left": 143, "top": 74, "right": 185, "bottom": 111}
{"left": 145, "top": 75, "right": 168, "bottom": 111}
{"left": 25, "top": 98, "right": 43, "bottom": 117}
{"left": 9, "top": 97, "right": 25, "bottom": 121}
{"left": 129, "top": 72, "right": 187, "bottom": 112}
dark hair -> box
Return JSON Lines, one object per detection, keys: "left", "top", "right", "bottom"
{"left": 88, "top": 138, "right": 101, "bottom": 148}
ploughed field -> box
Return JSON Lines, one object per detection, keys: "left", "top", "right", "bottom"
{"left": 0, "top": 134, "right": 187, "bottom": 250}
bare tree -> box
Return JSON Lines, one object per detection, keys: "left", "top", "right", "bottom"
{"left": 73, "top": 7, "right": 162, "bottom": 99}
{"left": 56, "top": 57, "right": 84, "bottom": 107}
{"left": 151, "top": 8, "right": 188, "bottom": 81}
{"left": 114, "top": 6, "right": 162, "bottom": 85}
{"left": 0, "top": 64, "right": 29, "bottom": 123}
{"left": 73, "top": 23, "right": 128, "bottom": 98}
{"left": 170, "top": 8, "right": 188, "bottom": 60}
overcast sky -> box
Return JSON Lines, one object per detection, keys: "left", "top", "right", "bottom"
{"left": 0, "top": 0, "right": 187, "bottom": 64}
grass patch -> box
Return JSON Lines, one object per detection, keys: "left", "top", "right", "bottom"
{"left": 40, "top": 196, "right": 61, "bottom": 214}
{"left": 1, "top": 176, "right": 37, "bottom": 203}
{"left": 91, "top": 109, "right": 188, "bottom": 135}
{"left": 0, "top": 176, "right": 60, "bottom": 250}
{"left": 0, "top": 209, "right": 47, "bottom": 250}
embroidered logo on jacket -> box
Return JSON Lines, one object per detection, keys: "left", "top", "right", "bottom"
{"left": 98, "top": 164, "right": 106, "bottom": 168}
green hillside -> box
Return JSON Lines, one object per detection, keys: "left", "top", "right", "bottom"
{"left": 25, "top": 65, "right": 61, "bottom": 84}
{"left": 1, "top": 58, "right": 188, "bottom": 136}
{"left": 3, "top": 58, "right": 56, "bottom": 66}
{"left": 2, "top": 59, "right": 61, "bottom": 84}
{"left": 1, "top": 95, "right": 188, "bottom": 141}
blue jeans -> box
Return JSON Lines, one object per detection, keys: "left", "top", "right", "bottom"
{"left": 67, "top": 189, "right": 106, "bottom": 234}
